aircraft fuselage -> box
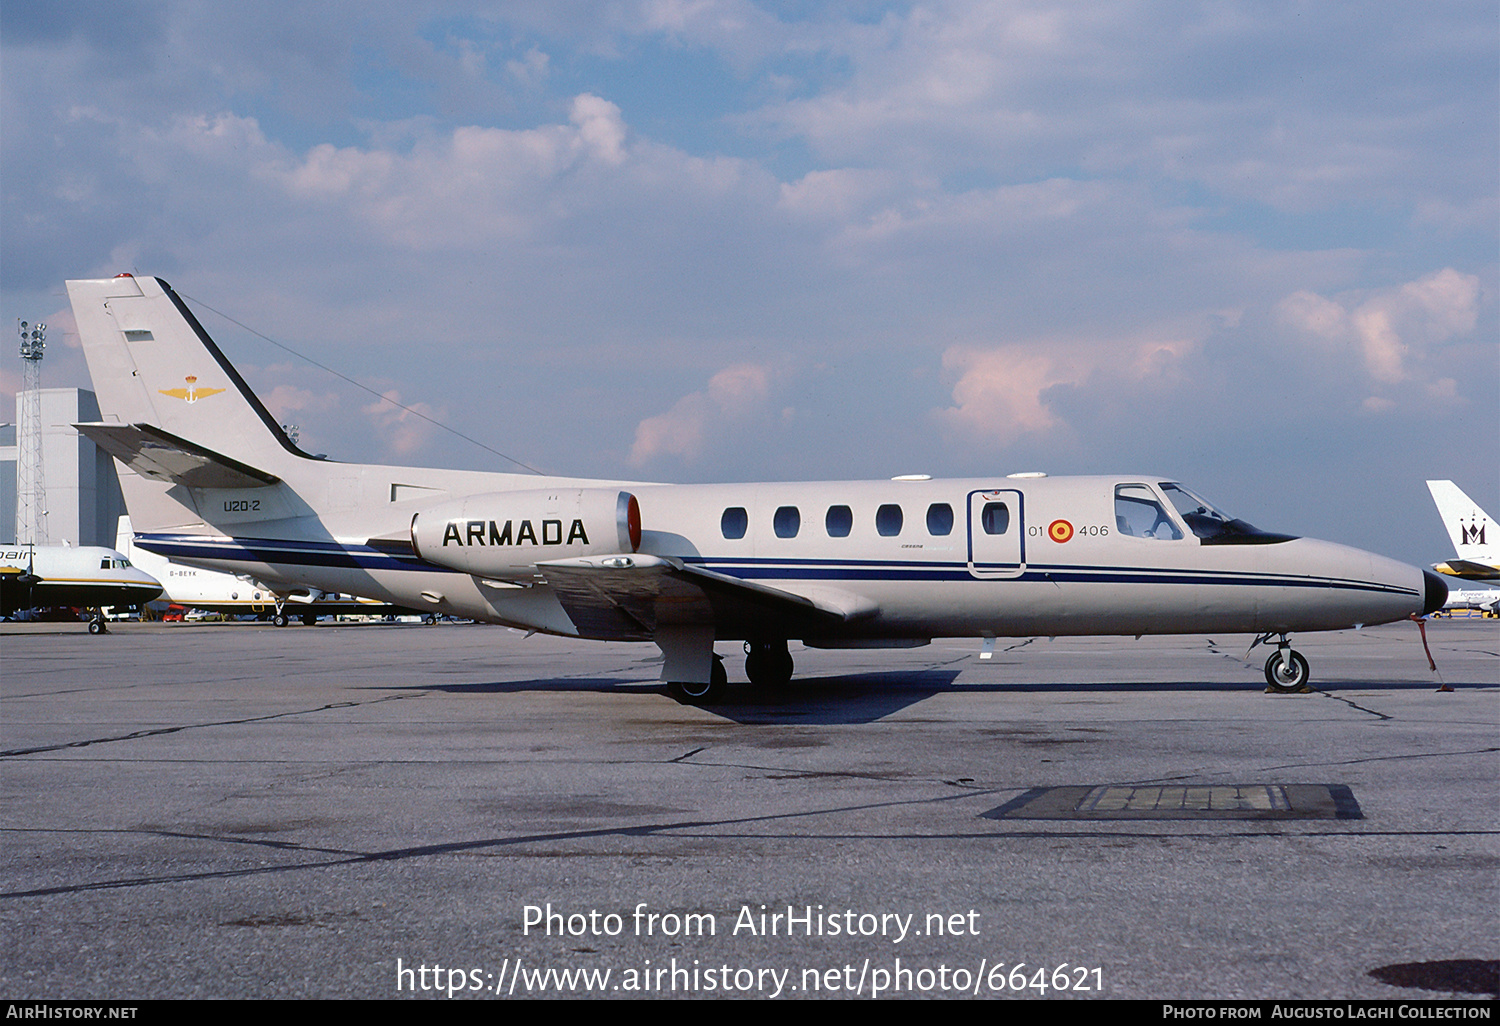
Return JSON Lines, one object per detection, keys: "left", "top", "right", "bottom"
{"left": 128, "top": 467, "right": 1433, "bottom": 642}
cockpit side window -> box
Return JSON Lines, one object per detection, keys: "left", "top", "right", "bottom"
{"left": 1114, "top": 485, "right": 1183, "bottom": 540}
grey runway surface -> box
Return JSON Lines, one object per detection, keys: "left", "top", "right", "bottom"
{"left": 1, "top": 619, "right": 1495, "bottom": 1000}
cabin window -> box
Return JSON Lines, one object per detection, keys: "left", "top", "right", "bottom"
{"left": 876, "top": 503, "right": 903, "bottom": 537}
{"left": 1115, "top": 485, "right": 1182, "bottom": 540}
{"left": 826, "top": 505, "right": 853, "bottom": 537}
{"left": 721, "top": 507, "right": 748, "bottom": 540}
{"left": 774, "top": 506, "right": 801, "bottom": 538}
{"left": 981, "top": 502, "right": 1010, "bottom": 535}
{"left": 926, "top": 503, "right": 954, "bottom": 536}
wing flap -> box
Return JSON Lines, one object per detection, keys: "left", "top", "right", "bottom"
{"left": 76, "top": 422, "right": 280, "bottom": 489}
{"left": 536, "top": 554, "right": 871, "bottom": 640}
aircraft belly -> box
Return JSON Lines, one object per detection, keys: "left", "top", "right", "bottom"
{"left": 1, "top": 579, "right": 162, "bottom": 612}
{"left": 749, "top": 552, "right": 1424, "bottom": 639}
{"left": 819, "top": 578, "right": 1257, "bottom": 637}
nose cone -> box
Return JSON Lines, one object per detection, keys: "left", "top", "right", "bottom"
{"left": 1257, "top": 538, "right": 1446, "bottom": 631}
{"left": 1422, "top": 570, "right": 1449, "bottom": 616}
{"left": 125, "top": 567, "right": 164, "bottom": 602}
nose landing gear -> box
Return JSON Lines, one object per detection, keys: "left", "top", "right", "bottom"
{"left": 1254, "top": 633, "right": 1311, "bottom": 693}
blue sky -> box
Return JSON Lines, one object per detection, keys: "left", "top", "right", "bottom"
{"left": 2, "top": 0, "right": 1495, "bottom": 565}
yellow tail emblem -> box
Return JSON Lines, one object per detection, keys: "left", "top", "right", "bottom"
{"left": 158, "top": 375, "right": 226, "bottom": 404}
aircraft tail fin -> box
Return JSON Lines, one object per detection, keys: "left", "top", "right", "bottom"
{"left": 1426, "top": 480, "right": 1496, "bottom": 562}
{"left": 67, "top": 275, "right": 306, "bottom": 465}
{"left": 67, "top": 275, "right": 311, "bottom": 532}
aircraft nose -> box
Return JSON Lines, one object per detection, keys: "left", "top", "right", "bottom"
{"left": 1422, "top": 570, "right": 1449, "bottom": 616}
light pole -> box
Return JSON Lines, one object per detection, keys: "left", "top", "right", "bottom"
{"left": 18, "top": 319, "right": 48, "bottom": 546}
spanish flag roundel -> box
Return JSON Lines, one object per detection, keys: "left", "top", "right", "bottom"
{"left": 1048, "top": 519, "right": 1074, "bottom": 543}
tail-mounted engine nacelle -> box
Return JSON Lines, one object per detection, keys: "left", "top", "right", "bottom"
{"left": 411, "top": 489, "right": 641, "bottom": 578}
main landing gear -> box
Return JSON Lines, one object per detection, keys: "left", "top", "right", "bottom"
{"left": 1255, "top": 633, "right": 1311, "bottom": 693}
{"left": 668, "top": 655, "right": 728, "bottom": 704}
{"left": 744, "top": 639, "right": 794, "bottom": 689}
{"left": 666, "top": 641, "right": 798, "bottom": 705}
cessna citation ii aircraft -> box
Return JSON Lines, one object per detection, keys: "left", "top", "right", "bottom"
{"left": 66, "top": 274, "right": 1447, "bottom": 701}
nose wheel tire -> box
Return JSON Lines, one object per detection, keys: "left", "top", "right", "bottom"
{"left": 1264, "top": 650, "right": 1310, "bottom": 693}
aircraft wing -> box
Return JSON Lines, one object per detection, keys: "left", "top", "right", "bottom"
{"left": 537, "top": 554, "right": 870, "bottom": 641}
{"left": 75, "top": 422, "right": 280, "bottom": 489}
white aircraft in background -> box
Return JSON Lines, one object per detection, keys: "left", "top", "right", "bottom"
{"left": 1434, "top": 583, "right": 1500, "bottom": 617}
{"left": 0, "top": 542, "right": 162, "bottom": 632}
{"left": 1426, "top": 480, "right": 1499, "bottom": 581}
{"left": 66, "top": 274, "right": 1445, "bottom": 700}
{"left": 114, "top": 516, "right": 419, "bottom": 626}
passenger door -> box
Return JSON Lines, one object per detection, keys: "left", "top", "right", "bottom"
{"left": 967, "top": 489, "right": 1024, "bottom": 578}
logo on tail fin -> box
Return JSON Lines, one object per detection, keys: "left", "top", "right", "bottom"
{"left": 158, "top": 375, "right": 226, "bottom": 404}
{"left": 1459, "top": 520, "right": 1486, "bottom": 547}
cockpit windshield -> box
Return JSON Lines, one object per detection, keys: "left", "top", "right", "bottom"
{"left": 1158, "top": 483, "right": 1297, "bottom": 545}
{"left": 1160, "top": 484, "right": 1233, "bottom": 525}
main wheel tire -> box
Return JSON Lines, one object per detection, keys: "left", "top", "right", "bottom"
{"left": 669, "top": 680, "right": 721, "bottom": 703}
{"left": 669, "top": 655, "right": 728, "bottom": 704}
{"left": 1264, "top": 650, "right": 1310, "bottom": 693}
{"left": 301, "top": 613, "right": 318, "bottom": 626}
{"left": 745, "top": 641, "right": 794, "bottom": 688}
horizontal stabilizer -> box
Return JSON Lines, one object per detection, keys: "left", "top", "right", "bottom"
{"left": 76, "top": 422, "right": 281, "bottom": 489}
{"left": 1434, "top": 559, "right": 1500, "bottom": 581}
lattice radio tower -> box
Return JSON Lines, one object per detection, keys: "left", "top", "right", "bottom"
{"left": 17, "top": 319, "right": 48, "bottom": 546}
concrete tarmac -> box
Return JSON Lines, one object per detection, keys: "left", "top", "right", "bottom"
{"left": 1, "top": 619, "right": 1496, "bottom": 1000}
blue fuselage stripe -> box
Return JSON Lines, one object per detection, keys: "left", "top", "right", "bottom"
{"left": 136, "top": 535, "right": 1418, "bottom": 598}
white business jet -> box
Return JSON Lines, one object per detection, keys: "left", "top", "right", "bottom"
{"left": 66, "top": 274, "right": 1446, "bottom": 700}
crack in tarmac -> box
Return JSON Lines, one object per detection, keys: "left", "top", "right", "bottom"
{"left": 0, "top": 692, "right": 427, "bottom": 758}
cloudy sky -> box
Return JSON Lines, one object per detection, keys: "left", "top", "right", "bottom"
{"left": 2, "top": 1, "right": 1495, "bottom": 565}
